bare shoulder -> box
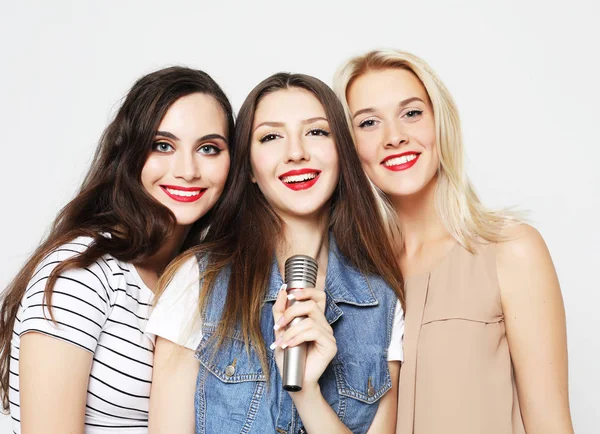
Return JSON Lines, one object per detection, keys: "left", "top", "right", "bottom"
{"left": 496, "top": 222, "right": 559, "bottom": 300}
{"left": 497, "top": 222, "right": 549, "bottom": 260}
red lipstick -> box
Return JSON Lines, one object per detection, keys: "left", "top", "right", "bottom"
{"left": 381, "top": 152, "right": 420, "bottom": 172}
{"left": 160, "top": 185, "right": 206, "bottom": 203}
{"left": 279, "top": 169, "right": 321, "bottom": 191}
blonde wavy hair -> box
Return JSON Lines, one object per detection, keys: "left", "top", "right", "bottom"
{"left": 334, "top": 49, "right": 519, "bottom": 252}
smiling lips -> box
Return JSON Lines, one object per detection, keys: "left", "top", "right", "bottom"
{"left": 279, "top": 168, "right": 321, "bottom": 191}
{"left": 160, "top": 185, "right": 206, "bottom": 202}
{"left": 381, "top": 152, "right": 420, "bottom": 171}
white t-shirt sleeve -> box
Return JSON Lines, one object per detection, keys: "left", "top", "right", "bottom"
{"left": 146, "top": 256, "right": 203, "bottom": 351}
{"left": 19, "top": 244, "right": 110, "bottom": 353}
{"left": 387, "top": 299, "right": 405, "bottom": 361}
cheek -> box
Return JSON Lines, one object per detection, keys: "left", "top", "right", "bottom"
{"left": 250, "top": 147, "right": 278, "bottom": 183}
{"left": 140, "top": 156, "right": 164, "bottom": 187}
{"left": 356, "top": 141, "right": 378, "bottom": 167}
{"left": 204, "top": 157, "right": 231, "bottom": 188}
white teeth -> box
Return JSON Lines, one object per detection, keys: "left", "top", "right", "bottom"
{"left": 384, "top": 154, "right": 417, "bottom": 167}
{"left": 166, "top": 188, "right": 201, "bottom": 197}
{"left": 281, "top": 172, "right": 318, "bottom": 183}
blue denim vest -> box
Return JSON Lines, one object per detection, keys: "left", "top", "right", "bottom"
{"left": 194, "top": 238, "right": 398, "bottom": 434}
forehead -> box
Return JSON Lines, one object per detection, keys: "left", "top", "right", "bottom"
{"left": 253, "top": 88, "right": 326, "bottom": 125}
{"left": 347, "top": 68, "right": 429, "bottom": 109}
{"left": 158, "top": 92, "right": 227, "bottom": 134}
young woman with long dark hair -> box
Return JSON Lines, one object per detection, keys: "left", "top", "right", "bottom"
{"left": 146, "top": 73, "right": 405, "bottom": 433}
{"left": 0, "top": 66, "right": 234, "bottom": 434}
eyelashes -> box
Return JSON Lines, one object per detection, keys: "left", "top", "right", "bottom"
{"left": 258, "top": 128, "right": 331, "bottom": 143}
{"left": 404, "top": 109, "right": 423, "bottom": 119}
{"left": 358, "top": 119, "right": 377, "bottom": 129}
{"left": 307, "top": 128, "right": 330, "bottom": 137}
{"left": 153, "top": 142, "right": 174, "bottom": 153}
{"left": 198, "top": 144, "right": 221, "bottom": 155}
{"left": 152, "top": 142, "right": 222, "bottom": 155}
{"left": 259, "top": 133, "right": 281, "bottom": 143}
{"left": 357, "top": 109, "right": 424, "bottom": 129}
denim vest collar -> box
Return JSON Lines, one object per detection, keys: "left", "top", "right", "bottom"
{"left": 262, "top": 236, "right": 379, "bottom": 325}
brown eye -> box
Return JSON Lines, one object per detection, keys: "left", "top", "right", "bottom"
{"left": 404, "top": 110, "right": 423, "bottom": 119}
{"left": 307, "top": 128, "right": 330, "bottom": 137}
{"left": 259, "top": 133, "right": 281, "bottom": 143}
{"left": 358, "top": 119, "right": 377, "bottom": 128}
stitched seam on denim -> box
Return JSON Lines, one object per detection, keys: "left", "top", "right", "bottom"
{"left": 275, "top": 363, "right": 288, "bottom": 432}
{"left": 195, "top": 365, "right": 207, "bottom": 434}
{"left": 338, "top": 380, "right": 392, "bottom": 404}
{"left": 334, "top": 363, "right": 347, "bottom": 420}
{"left": 240, "top": 380, "right": 265, "bottom": 433}
{"left": 198, "top": 358, "right": 266, "bottom": 383}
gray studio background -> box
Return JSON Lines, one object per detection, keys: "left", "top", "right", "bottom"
{"left": 1, "top": 1, "right": 598, "bottom": 432}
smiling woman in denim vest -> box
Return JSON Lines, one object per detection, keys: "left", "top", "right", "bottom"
{"left": 146, "top": 73, "right": 406, "bottom": 433}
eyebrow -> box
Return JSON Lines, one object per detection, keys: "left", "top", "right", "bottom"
{"left": 156, "top": 131, "right": 228, "bottom": 145}
{"left": 352, "top": 97, "right": 426, "bottom": 120}
{"left": 253, "top": 116, "right": 328, "bottom": 133}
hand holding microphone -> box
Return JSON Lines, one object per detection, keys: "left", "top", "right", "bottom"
{"left": 271, "top": 255, "right": 337, "bottom": 392}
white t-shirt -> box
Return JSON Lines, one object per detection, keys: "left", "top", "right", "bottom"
{"left": 9, "top": 237, "right": 155, "bottom": 434}
{"left": 146, "top": 256, "right": 404, "bottom": 361}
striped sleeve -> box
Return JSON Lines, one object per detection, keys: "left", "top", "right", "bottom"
{"left": 19, "top": 244, "right": 111, "bottom": 353}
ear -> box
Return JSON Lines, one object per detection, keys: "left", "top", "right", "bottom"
{"left": 250, "top": 171, "right": 257, "bottom": 184}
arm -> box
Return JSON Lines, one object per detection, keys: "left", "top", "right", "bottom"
{"left": 290, "top": 363, "right": 398, "bottom": 434}
{"left": 272, "top": 288, "right": 351, "bottom": 433}
{"left": 18, "top": 246, "right": 109, "bottom": 433}
{"left": 20, "top": 333, "right": 92, "bottom": 434}
{"left": 146, "top": 256, "right": 203, "bottom": 433}
{"left": 367, "top": 361, "right": 399, "bottom": 434}
{"left": 148, "top": 337, "right": 198, "bottom": 434}
{"left": 497, "top": 223, "right": 574, "bottom": 434}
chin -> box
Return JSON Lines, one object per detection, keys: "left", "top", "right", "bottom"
{"left": 171, "top": 212, "right": 207, "bottom": 227}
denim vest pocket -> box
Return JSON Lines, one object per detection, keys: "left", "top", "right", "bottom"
{"left": 334, "top": 355, "right": 391, "bottom": 403}
{"left": 323, "top": 355, "right": 391, "bottom": 433}
{"left": 195, "top": 331, "right": 267, "bottom": 383}
{"left": 195, "top": 331, "right": 267, "bottom": 434}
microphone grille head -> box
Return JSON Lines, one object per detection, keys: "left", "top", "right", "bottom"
{"left": 284, "top": 255, "right": 318, "bottom": 288}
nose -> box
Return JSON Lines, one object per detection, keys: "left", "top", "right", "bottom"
{"left": 173, "top": 151, "right": 201, "bottom": 182}
{"left": 285, "top": 133, "right": 310, "bottom": 163}
{"left": 384, "top": 119, "right": 409, "bottom": 148}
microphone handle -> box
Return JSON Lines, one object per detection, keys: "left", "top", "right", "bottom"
{"left": 282, "top": 289, "right": 307, "bottom": 392}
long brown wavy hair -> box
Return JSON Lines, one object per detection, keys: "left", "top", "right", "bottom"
{"left": 158, "top": 73, "right": 404, "bottom": 376}
{"left": 0, "top": 66, "right": 234, "bottom": 411}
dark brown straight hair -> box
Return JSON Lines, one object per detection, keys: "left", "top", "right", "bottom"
{"left": 158, "top": 73, "right": 404, "bottom": 376}
{"left": 0, "top": 66, "right": 234, "bottom": 411}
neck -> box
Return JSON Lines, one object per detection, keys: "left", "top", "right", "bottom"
{"left": 135, "top": 225, "right": 190, "bottom": 275}
{"left": 276, "top": 208, "right": 330, "bottom": 275}
{"left": 391, "top": 176, "right": 450, "bottom": 255}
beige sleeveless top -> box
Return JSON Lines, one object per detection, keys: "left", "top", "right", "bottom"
{"left": 396, "top": 241, "right": 526, "bottom": 434}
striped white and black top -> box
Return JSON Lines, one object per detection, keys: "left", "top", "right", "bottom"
{"left": 9, "top": 237, "right": 155, "bottom": 434}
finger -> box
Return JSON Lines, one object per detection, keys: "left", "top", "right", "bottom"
{"left": 274, "top": 299, "right": 329, "bottom": 331}
{"left": 279, "top": 318, "right": 333, "bottom": 347}
{"left": 272, "top": 284, "right": 288, "bottom": 321}
{"left": 286, "top": 288, "right": 326, "bottom": 308}
{"left": 271, "top": 284, "right": 288, "bottom": 341}
{"left": 283, "top": 328, "right": 337, "bottom": 355}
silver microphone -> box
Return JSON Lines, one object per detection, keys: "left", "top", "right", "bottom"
{"left": 282, "top": 254, "right": 318, "bottom": 392}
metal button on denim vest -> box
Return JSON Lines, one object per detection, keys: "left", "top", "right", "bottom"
{"left": 194, "top": 238, "right": 398, "bottom": 434}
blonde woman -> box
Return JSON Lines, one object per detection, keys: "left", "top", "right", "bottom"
{"left": 334, "top": 50, "right": 573, "bottom": 434}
